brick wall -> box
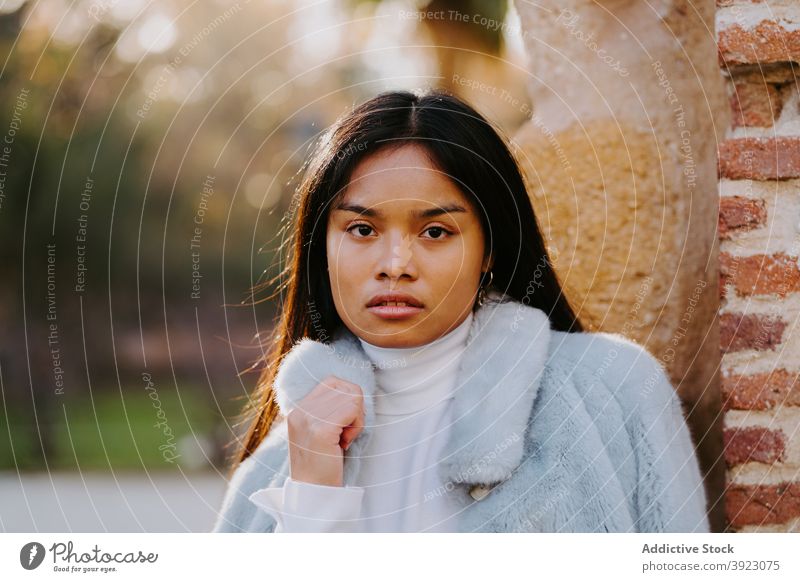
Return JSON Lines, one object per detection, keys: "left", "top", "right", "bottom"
{"left": 717, "top": 0, "right": 800, "bottom": 532}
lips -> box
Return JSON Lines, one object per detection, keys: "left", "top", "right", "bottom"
{"left": 366, "top": 302, "right": 424, "bottom": 321}
{"left": 366, "top": 293, "right": 423, "bottom": 308}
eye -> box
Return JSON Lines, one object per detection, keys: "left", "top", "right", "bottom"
{"left": 346, "top": 223, "right": 375, "bottom": 238}
{"left": 422, "top": 225, "right": 453, "bottom": 240}
{"left": 345, "top": 223, "right": 453, "bottom": 240}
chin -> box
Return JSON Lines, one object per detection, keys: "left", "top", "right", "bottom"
{"left": 362, "top": 331, "right": 423, "bottom": 349}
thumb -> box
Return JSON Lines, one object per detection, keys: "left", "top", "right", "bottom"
{"left": 339, "top": 416, "right": 364, "bottom": 450}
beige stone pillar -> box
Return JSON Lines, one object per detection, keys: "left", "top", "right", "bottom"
{"left": 513, "top": 0, "right": 729, "bottom": 530}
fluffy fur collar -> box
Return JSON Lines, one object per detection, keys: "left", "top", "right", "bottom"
{"left": 272, "top": 292, "right": 552, "bottom": 489}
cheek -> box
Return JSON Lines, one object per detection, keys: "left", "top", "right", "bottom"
{"left": 435, "top": 234, "right": 483, "bottom": 283}
{"left": 326, "top": 230, "right": 345, "bottom": 270}
{"left": 326, "top": 232, "right": 361, "bottom": 288}
{"left": 325, "top": 232, "right": 342, "bottom": 288}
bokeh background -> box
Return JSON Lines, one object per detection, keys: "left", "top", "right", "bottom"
{"left": 0, "top": 0, "right": 532, "bottom": 531}
{"left": 8, "top": 0, "right": 796, "bottom": 535}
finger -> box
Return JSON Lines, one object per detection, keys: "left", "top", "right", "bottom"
{"left": 302, "top": 382, "right": 363, "bottom": 418}
{"left": 301, "top": 387, "right": 363, "bottom": 420}
{"left": 319, "top": 376, "right": 364, "bottom": 398}
{"left": 339, "top": 406, "right": 365, "bottom": 449}
{"left": 296, "top": 396, "right": 361, "bottom": 440}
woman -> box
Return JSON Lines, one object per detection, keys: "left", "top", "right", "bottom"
{"left": 212, "top": 89, "right": 709, "bottom": 533}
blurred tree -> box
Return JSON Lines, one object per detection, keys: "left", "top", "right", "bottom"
{"left": 350, "top": 0, "right": 509, "bottom": 88}
{"left": 0, "top": 0, "right": 518, "bottom": 469}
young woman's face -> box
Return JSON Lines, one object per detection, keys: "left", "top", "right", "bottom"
{"left": 326, "top": 144, "right": 492, "bottom": 348}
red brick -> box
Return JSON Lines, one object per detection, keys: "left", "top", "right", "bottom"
{"left": 719, "top": 253, "right": 800, "bottom": 297}
{"left": 725, "top": 482, "right": 800, "bottom": 527}
{"left": 730, "top": 81, "right": 782, "bottom": 127}
{"left": 720, "top": 253, "right": 732, "bottom": 300}
{"left": 720, "top": 312, "right": 786, "bottom": 353}
{"left": 722, "top": 368, "right": 800, "bottom": 410}
{"left": 719, "top": 137, "right": 800, "bottom": 180}
{"left": 723, "top": 426, "right": 786, "bottom": 465}
{"left": 719, "top": 197, "right": 767, "bottom": 239}
{"left": 719, "top": 20, "right": 800, "bottom": 67}
{"left": 727, "top": 62, "right": 798, "bottom": 84}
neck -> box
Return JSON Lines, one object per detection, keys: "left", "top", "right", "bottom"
{"left": 357, "top": 312, "right": 474, "bottom": 416}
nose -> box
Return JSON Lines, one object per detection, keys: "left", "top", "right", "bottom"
{"left": 376, "top": 231, "right": 417, "bottom": 283}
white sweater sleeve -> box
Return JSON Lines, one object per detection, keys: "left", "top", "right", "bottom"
{"left": 248, "top": 477, "right": 365, "bottom": 532}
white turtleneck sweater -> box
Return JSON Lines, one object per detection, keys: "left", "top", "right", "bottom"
{"left": 247, "top": 311, "right": 474, "bottom": 532}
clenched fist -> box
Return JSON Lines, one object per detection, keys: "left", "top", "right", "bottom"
{"left": 286, "top": 375, "right": 365, "bottom": 487}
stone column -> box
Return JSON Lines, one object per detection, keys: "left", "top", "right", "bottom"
{"left": 514, "top": 0, "right": 729, "bottom": 531}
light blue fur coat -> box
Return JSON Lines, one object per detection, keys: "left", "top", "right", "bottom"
{"left": 212, "top": 293, "right": 710, "bottom": 533}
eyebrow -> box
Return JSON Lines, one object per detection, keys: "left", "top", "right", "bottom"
{"left": 332, "top": 202, "right": 468, "bottom": 219}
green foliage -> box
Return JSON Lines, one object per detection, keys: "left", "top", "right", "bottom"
{"left": 0, "top": 384, "right": 224, "bottom": 470}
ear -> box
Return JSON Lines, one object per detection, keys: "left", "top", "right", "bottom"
{"left": 482, "top": 252, "right": 494, "bottom": 273}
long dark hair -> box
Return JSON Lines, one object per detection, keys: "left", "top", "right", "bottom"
{"left": 226, "top": 88, "right": 584, "bottom": 475}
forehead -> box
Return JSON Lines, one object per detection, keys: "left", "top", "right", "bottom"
{"left": 341, "top": 145, "right": 468, "bottom": 209}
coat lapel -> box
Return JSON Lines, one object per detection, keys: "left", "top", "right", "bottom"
{"left": 271, "top": 292, "right": 553, "bottom": 490}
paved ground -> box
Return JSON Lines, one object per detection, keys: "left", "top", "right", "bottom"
{"left": 0, "top": 471, "right": 228, "bottom": 532}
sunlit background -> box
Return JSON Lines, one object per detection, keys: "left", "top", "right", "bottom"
{"left": 0, "top": 0, "right": 537, "bottom": 530}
